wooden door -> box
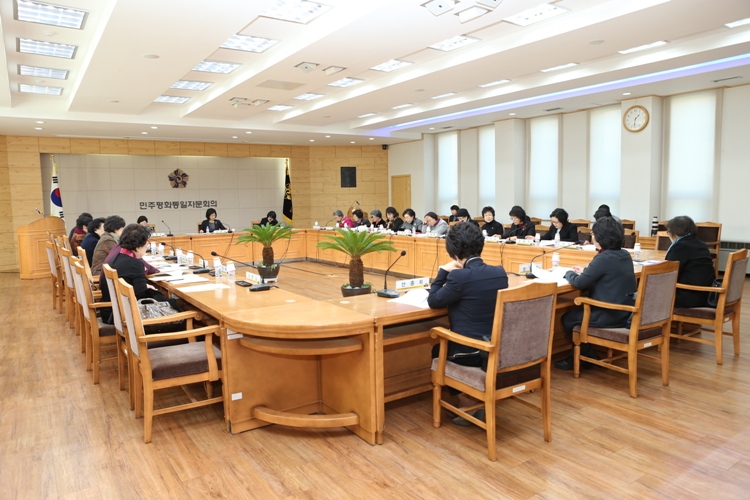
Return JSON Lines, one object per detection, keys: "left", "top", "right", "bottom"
{"left": 391, "top": 175, "right": 411, "bottom": 212}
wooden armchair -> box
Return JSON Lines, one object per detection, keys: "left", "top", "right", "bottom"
{"left": 696, "top": 222, "right": 722, "bottom": 276}
{"left": 117, "top": 278, "right": 223, "bottom": 443}
{"left": 671, "top": 248, "right": 747, "bottom": 365}
{"left": 76, "top": 247, "right": 101, "bottom": 299}
{"left": 569, "top": 219, "right": 591, "bottom": 229}
{"left": 45, "top": 241, "right": 63, "bottom": 313}
{"left": 73, "top": 261, "right": 118, "bottom": 384}
{"left": 622, "top": 230, "right": 639, "bottom": 249}
{"left": 578, "top": 227, "right": 592, "bottom": 244}
{"left": 535, "top": 224, "right": 550, "bottom": 234}
{"left": 656, "top": 231, "right": 671, "bottom": 251}
{"left": 57, "top": 246, "right": 80, "bottom": 336}
{"left": 431, "top": 282, "right": 557, "bottom": 461}
{"left": 620, "top": 219, "right": 636, "bottom": 230}
{"left": 572, "top": 261, "right": 679, "bottom": 398}
{"left": 529, "top": 217, "right": 542, "bottom": 225}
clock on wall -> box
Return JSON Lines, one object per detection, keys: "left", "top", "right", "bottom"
{"left": 623, "top": 105, "right": 649, "bottom": 132}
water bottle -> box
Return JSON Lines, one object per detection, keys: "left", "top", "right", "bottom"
{"left": 226, "top": 262, "right": 236, "bottom": 279}
{"left": 552, "top": 252, "right": 560, "bottom": 269}
{"left": 213, "top": 257, "right": 223, "bottom": 278}
{"left": 554, "top": 231, "right": 560, "bottom": 249}
{"left": 482, "top": 229, "right": 488, "bottom": 238}
{"left": 158, "top": 243, "right": 165, "bottom": 256}
{"left": 425, "top": 225, "right": 431, "bottom": 235}
{"left": 187, "top": 250, "right": 194, "bottom": 266}
{"left": 634, "top": 243, "right": 641, "bottom": 261}
{"left": 535, "top": 232, "right": 540, "bottom": 246}
{"left": 314, "top": 221, "right": 319, "bottom": 229}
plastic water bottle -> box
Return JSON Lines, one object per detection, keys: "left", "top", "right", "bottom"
{"left": 634, "top": 243, "right": 641, "bottom": 261}
{"left": 554, "top": 231, "right": 560, "bottom": 249}
{"left": 425, "top": 225, "right": 431, "bottom": 235}
{"left": 213, "top": 257, "right": 223, "bottom": 278}
{"left": 226, "top": 262, "right": 236, "bottom": 279}
{"left": 535, "top": 232, "right": 541, "bottom": 246}
{"left": 482, "top": 229, "right": 488, "bottom": 238}
{"left": 552, "top": 252, "right": 560, "bottom": 269}
{"left": 187, "top": 251, "right": 194, "bottom": 266}
{"left": 314, "top": 221, "right": 319, "bottom": 229}
{"left": 158, "top": 243, "right": 165, "bottom": 256}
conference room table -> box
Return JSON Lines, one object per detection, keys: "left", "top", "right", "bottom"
{"left": 151, "top": 232, "right": 665, "bottom": 445}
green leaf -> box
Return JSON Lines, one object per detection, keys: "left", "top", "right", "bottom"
{"left": 236, "top": 224, "right": 293, "bottom": 247}
{"left": 316, "top": 229, "right": 397, "bottom": 258}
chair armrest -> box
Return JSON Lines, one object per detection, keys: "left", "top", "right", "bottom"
{"left": 141, "top": 310, "right": 201, "bottom": 326}
{"left": 136, "top": 325, "right": 220, "bottom": 344}
{"left": 91, "top": 276, "right": 100, "bottom": 283}
{"left": 574, "top": 296, "right": 636, "bottom": 313}
{"left": 675, "top": 283, "right": 723, "bottom": 293}
{"left": 430, "top": 326, "right": 493, "bottom": 352}
{"left": 91, "top": 301, "right": 112, "bottom": 309}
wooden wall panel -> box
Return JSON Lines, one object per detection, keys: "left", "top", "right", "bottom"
{"left": 128, "top": 140, "right": 156, "bottom": 155}
{"left": 180, "top": 142, "right": 205, "bottom": 156}
{"left": 99, "top": 139, "right": 129, "bottom": 154}
{"left": 7, "top": 136, "right": 39, "bottom": 153}
{"left": 204, "top": 143, "right": 228, "bottom": 157}
{"left": 227, "top": 144, "right": 249, "bottom": 157}
{"left": 70, "top": 139, "right": 101, "bottom": 154}
{"left": 38, "top": 138, "right": 71, "bottom": 153}
{"left": 154, "top": 141, "right": 180, "bottom": 155}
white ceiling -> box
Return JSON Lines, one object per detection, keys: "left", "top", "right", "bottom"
{"left": 0, "top": 0, "right": 748, "bottom": 146}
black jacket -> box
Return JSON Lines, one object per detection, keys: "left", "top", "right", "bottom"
{"left": 665, "top": 234, "right": 715, "bottom": 308}
{"left": 199, "top": 219, "right": 227, "bottom": 233}
{"left": 386, "top": 217, "right": 403, "bottom": 231}
{"left": 503, "top": 216, "right": 536, "bottom": 239}
{"left": 540, "top": 222, "right": 578, "bottom": 242}
{"left": 258, "top": 218, "right": 278, "bottom": 226}
{"left": 482, "top": 220, "right": 504, "bottom": 237}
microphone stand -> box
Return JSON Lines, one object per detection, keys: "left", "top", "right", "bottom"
{"left": 160, "top": 242, "right": 179, "bottom": 261}
{"left": 377, "top": 250, "right": 407, "bottom": 298}
{"left": 189, "top": 250, "right": 211, "bottom": 274}
{"left": 525, "top": 243, "right": 579, "bottom": 279}
{"left": 161, "top": 220, "right": 174, "bottom": 237}
{"left": 211, "top": 252, "right": 269, "bottom": 291}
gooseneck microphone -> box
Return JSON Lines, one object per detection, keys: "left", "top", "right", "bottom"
{"left": 377, "top": 250, "right": 407, "bottom": 298}
{"left": 211, "top": 251, "right": 270, "bottom": 291}
{"left": 189, "top": 250, "right": 211, "bottom": 274}
{"left": 525, "top": 243, "right": 579, "bottom": 279}
{"left": 161, "top": 220, "right": 173, "bottom": 237}
{"left": 159, "top": 242, "right": 179, "bottom": 261}
{"left": 210, "top": 251, "right": 254, "bottom": 268}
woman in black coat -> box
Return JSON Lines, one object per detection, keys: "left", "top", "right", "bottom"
{"left": 480, "top": 206, "right": 504, "bottom": 237}
{"left": 664, "top": 216, "right": 715, "bottom": 308}
{"left": 503, "top": 205, "right": 536, "bottom": 240}
{"left": 540, "top": 208, "right": 578, "bottom": 241}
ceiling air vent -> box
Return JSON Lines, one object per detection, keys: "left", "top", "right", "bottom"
{"left": 544, "top": 107, "right": 563, "bottom": 112}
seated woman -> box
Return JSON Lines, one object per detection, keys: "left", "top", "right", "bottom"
{"left": 455, "top": 208, "right": 479, "bottom": 226}
{"left": 80, "top": 217, "right": 106, "bottom": 266}
{"left": 369, "top": 209, "right": 386, "bottom": 228}
{"left": 423, "top": 212, "right": 449, "bottom": 236}
{"left": 137, "top": 215, "right": 153, "bottom": 234}
{"left": 384, "top": 206, "right": 403, "bottom": 231}
{"left": 554, "top": 217, "right": 637, "bottom": 370}
{"left": 70, "top": 213, "right": 92, "bottom": 257}
{"left": 664, "top": 215, "right": 715, "bottom": 308}
{"left": 351, "top": 209, "right": 370, "bottom": 228}
{"left": 448, "top": 205, "right": 460, "bottom": 222}
{"left": 427, "top": 222, "right": 509, "bottom": 422}
{"left": 91, "top": 215, "right": 126, "bottom": 275}
{"left": 481, "top": 206, "right": 504, "bottom": 236}
{"left": 332, "top": 209, "right": 354, "bottom": 228}
{"left": 401, "top": 208, "right": 423, "bottom": 233}
{"left": 199, "top": 208, "right": 227, "bottom": 233}
{"left": 502, "top": 205, "right": 535, "bottom": 240}
{"left": 539, "top": 208, "right": 578, "bottom": 241}
{"left": 259, "top": 211, "right": 279, "bottom": 226}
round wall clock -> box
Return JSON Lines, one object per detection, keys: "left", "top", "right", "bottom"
{"left": 623, "top": 105, "right": 649, "bottom": 132}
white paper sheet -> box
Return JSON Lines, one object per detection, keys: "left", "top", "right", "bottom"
{"left": 163, "top": 275, "right": 210, "bottom": 284}
{"left": 387, "top": 288, "right": 430, "bottom": 309}
{"left": 532, "top": 267, "right": 573, "bottom": 286}
{"left": 176, "top": 283, "right": 231, "bottom": 293}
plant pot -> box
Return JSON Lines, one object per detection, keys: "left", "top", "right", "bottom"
{"left": 341, "top": 284, "right": 372, "bottom": 297}
{"left": 257, "top": 265, "right": 280, "bottom": 280}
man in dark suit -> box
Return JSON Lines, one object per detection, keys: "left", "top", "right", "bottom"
{"left": 664, "top": 216, "right": 715, "bottom": 308}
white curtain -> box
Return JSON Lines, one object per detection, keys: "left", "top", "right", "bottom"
{"left": 527, "top": 115, "right": 559, "bottom": 218}
{"left": 589, "top": 106, "right": 622, "bottom": 215}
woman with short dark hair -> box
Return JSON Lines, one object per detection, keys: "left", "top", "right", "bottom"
{"left": 80, "top": 217, "right": 106, "bottom": 266}
{"left": 351, "top": 209, "right": 370, "bottom": 227}
{"left": 665, "top": 215, "right": 715, "bottom": 308}
{"left": 400, "top": 208, "right": 423, "bottom": 233}
{"left": 540, "top": 208, "right": 578, "bottom": 241}
{"left": 70, "top": 213, "right": 93, "bottom": 257}
{"left": 259, "top": 211, "right": 278, "bottom": 226}
{"left": 91, "top": 215, "right": 127, "bottom": 275}
{"left": 481, "top": 206, "right": 504, "bottom": 237}
{"left": 555, "top": 217, "right": 637, "bottom": 370}
{"left": 503, "top": 205, "right": 535, "bottom": 240}
{"left": 384, "top": 206, "right": 403, "bottom": 231}
{"left": 199, "top": 208, "right": 227, "bottom": 233}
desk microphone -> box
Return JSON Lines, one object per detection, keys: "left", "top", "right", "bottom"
{"left": 210, "top": 251, "right": 254, "bottom": 268}
{"left": 210, "top": 251, "right": 270, "bottom": 290}
{"left": 189, "top": 250, "right": 211, "bottom": 274}
{"left": 160, "top": 242, "right": 179, "bottom": 261}
{"left": 161, "top": 220, "right": 174, "bottom": 237}
{"left": 377, "top": 250, "right": 407, "bottom": 298}
{"left": 525, "top": 243, "right": 578, "bottom": 279}
{"left": 324, "top": 218, "right": 335, "bottom": 227}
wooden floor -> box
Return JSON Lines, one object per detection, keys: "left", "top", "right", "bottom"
{"left": 2, "top": 262, "right": 749, "bottom": 499}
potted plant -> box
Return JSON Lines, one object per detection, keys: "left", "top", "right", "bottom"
{"left": 236, "top": 223, "right": 293, "bottom": 280}
{"left": 317, "top": 229, "right": 397, "bottom": 296}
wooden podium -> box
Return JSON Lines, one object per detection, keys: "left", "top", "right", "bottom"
{"left": 17, "top": 217, "right": 66, "bottom": 279}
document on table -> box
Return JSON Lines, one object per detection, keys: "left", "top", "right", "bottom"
{"left": 177, "top": 283, "right": 231, "bottom": 293}
{"left": 532, "top": 267, "right": 573, "bottom": 286}
{"left": 149, "top": 270, "right": 190, "bottom": 281}
{"left": 162, "top": 275, "right": 210, "bottom": 284}
{"left": 388, "top": 288, "right": 430, "bottom": 309}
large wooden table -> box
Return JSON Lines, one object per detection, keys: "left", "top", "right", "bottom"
{"left": 152, "top": 232, "right": 664, "bottom": 445}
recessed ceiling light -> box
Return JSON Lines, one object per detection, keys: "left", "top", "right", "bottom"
{"left": 36, "top": 120, "right": 45, "bottom": 124}
{"left": 504, "top": 3, "right": 568, "bottom": 27}
{"left": 324, "top": 66, "right": 345, "bottom": 76}
{"left": 328, "top": 77, "right": 363, "bottom": 88}
{"left": 19, "top": 65, "right": 68, "bottom": 79}
{"left": 456, "top": 5, "right": 489, "bottom": 23}
{"left": 370, "top": 59, "right": 413, "bottom": 72}
{"left": 429, "top": 35, "right": 479, "bottom": 52}
{"left": 151, "top": 126, "right": 158, "bottom": 129}
{"left": 294, "top": 93, "right": 325, "bottom": 101}
{"left": 392, "top": 103, "right": 413, "bottom": 110}
{"left": 16, "top": 0, "right": 87, "bottom": 29}
{"left": 422, "top": 0, "right": 456, "bottom": 16}
{"left": 295, "top": 62, "right": 318, "bottom": 72}
{"left": 19, "top": 83, "right": 62, "bottom": 95}
{"left": 509, "top": 113, "right": 516, "bottom": 116}
{"left": 35, "top": 127, "right": 43, "bottom": 130}
{"left": 18, "top": 38, "right": 76, "bottom": 59}
{"left": 429, "top": 127, "right": 435, "bottom": 130}
{"left": 540, "top": 62, "right": 578, "bottom": 73}
{"left": 725, "top": 17, "right": 750, "bottom": 28}
{"left": 261, "top": 0, "right": 331, "bottom": 24}
{"left": 143, "top": 54, "right": 159, "bottom": 59}
{"left": 309, "top": 139, "right": 315, "bottom": 142}
{"left": 171, "top": 80, "right": 212, "bottom": 91}
{"left": 325, "top": 135, "right": 331, "bottom": 138}
{"left": 478, "top": 79, "right": 509, "bottom": 88}
{"left": 350, "top": 141, "right": 356, "bottom": 144}
{"left": 246, "top": 131, "right": 253, "bottom": 134}
{"left": 141, "top": 132, "right": 148, "bottom": 135}
{"left": 622, "top": 92, "right": 631, "bottom": 96}
{"left": 154, "top": 95, "right": 190, "bottom": 104}
{"left": 431, "top": 92, "right": 457, "bottom": 99}
{"left": 232, "top": 136, "right": 238, "bottom": 139}
{"left": 268, "top": 105, "right": 293, "bottom": 111}
{"left": 618, "top": 40, "right": 669, "bottom": 55}
{"left": 250, "top": 99, "right": 268, "bottom": 107}
{"left": 369, "top": 137, "right": 374, "bottom": 140}
{"left": 192, "top": 60, "right": 240, "bottom": 74}
{"left": 221, "top": 34, "right": 278, "bottom": 53}
{"left": 358, "top": 113, "right": 376, "bottom": 118}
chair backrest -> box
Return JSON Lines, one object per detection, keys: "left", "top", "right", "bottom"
{"left": 58, "top": 247, "right": 76, "bottom": 291}
{"left": 56, "top": 234, "right": 69, "bottom": 250}
{"left": 578, "top": 229, "right": 592, "bottom": 243}
{"left": 103, "top": 264, "right": 125, "bottom": 336}
{"left": 535, "top": 225, "right": 550, "bottom": 233}
{"left": 724, "top": 248, "right": 748, "bottom": 305}
{"left": 118, "top": 278, "right": 144, "bottom": 360}
{"left": 569, "top": 219, "right": 591, "bottom": 228}
{"left": 657, "top": 221, "right": 668, "bottom": 232}
{"left": 622, "top": 230, "right": 638, "bottom": 249}
{"left": 72, "top": 261, "right": 92, "bottom": 321}
{"left": 635, "top": 261, "right": 679, "bottom": 327}
{"left": 620, "top": 219, "right": 636, "bottom": 230}
{"left": 490, "top": 282, "right": 557, "bottom": 370}
{"left": 529, "top": 217, "right": 542, "bottom": 225}
{"left": 656, "top": 231, "right": 671, "bottom": 251}
{"left": 77, "top": 247, "right": 97, "bottom": 295}
{"left": 45, "top": 241, "right": 58, "bottom": 278}
{"left": 695, "top": 222, "right": 721, "bottom": 247}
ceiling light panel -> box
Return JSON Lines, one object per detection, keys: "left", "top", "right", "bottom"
{"left": 328, "top": 77, "right": 363, "bottom": 88}
{"left": 429, "top": 35, "right": 480, "bottom": 52}
{"left": 154, "top": 95, "right": 190, "bottom": 104}
{"left": 456, "top": 6, "right": 489, "bottom": 23}
{"left": 171, "top": 80, "right": 212, "bottom": 90}
{"left": 478, "top": 79, "right": 509, "bottom": 87}
{"left": 268, "top": 104, "right": 294, "bottom": 111}
{"left": 192, "top": 60, "right": 240, "bottom": 74}
{"left": 19, "top": 64, "right": 68, "bottom": 79}
{"left": 370, "top": 59, "right": 413, "bottom": 72}
{"left": 617, "top": 40, "right": 669, "bottom": 55}
{"left": 432, "top": 92, "right": 457, "bottom": 99}
{"left": 260, "top": 0, "right": 331, "bottom": 24}
{"left": 725, "top": 17, "right": 750, "bottom": 28}
{"left": 504, "top": 3, "right": 568, "bottom": 27}
{"left": 540, "top": 62, "right": 578, "bottom": 72}
{"left": 392, "top": 103, "right": 413, "bottom": 109}
{"left": 18, "top": 38, "right": 76, "bottom": 58}
{"left": 358, "top": 113, "right": 376, "bottom": 118}
{"left": 294, "top": 93, "right": 324, "bottom": 100}
{"left": 221, "top": 34, "right": 278, "bottom": 53}
{"left": 15, "top": 0, "right": 87, "bottom": 29}
{"left": 19, "top": 83, "right": 62, "bottom": 95}
{"left": 422, "top": 0, "right": 456, "bottom": 16}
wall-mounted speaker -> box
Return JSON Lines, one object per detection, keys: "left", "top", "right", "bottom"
{"left": 341, "top": 166, "right": 357, "bottom": 188}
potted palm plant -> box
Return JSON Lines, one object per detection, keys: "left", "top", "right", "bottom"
{"left": 317, "top": 229, "right": 397, "bottom": 296}
{"left": 236, "top": 223, "right": 293, "bottom": 280}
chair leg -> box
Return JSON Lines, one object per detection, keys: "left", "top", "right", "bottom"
{"left": 432, "top": 384, "right": 442, "bottom": 428}
{"left": 85, "top": 325, "right": 93, "bottom": 372}
{"left": 129, "top": 353, "right": 136, "bottom": 411}
{"left": 541, "top": 362, "right": 552, "bottom": 442}
{"left": 485, "top": 400, "right": 497, "bottom": 462}
{"left": 731, "top": 312, "right": 740, "bottom": 357}
{"left": 715, "top": 317, "right": 723, "bottom": 365}
{"left": 92, "top": 337, "right": 100, "bottom": 384}
{"left": 143, "top": 380, "right": 154, "bottom": 443}
{"left": 117, "top": 337, "right": 127, "bottom": 391}
{"left": 573, "top": 342, "right": 581, "bottom": 379}
{"left": 661, "top": 327, "right": 670, "bottom": 387}
{"left": 204, "top": 381, "right": 213, "bottom": 399}
{"left": 134, "top": 366, "right": 144, "bottom": 419}
{"left": 628, "top": 345, "right": 638, "bottom": 398}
